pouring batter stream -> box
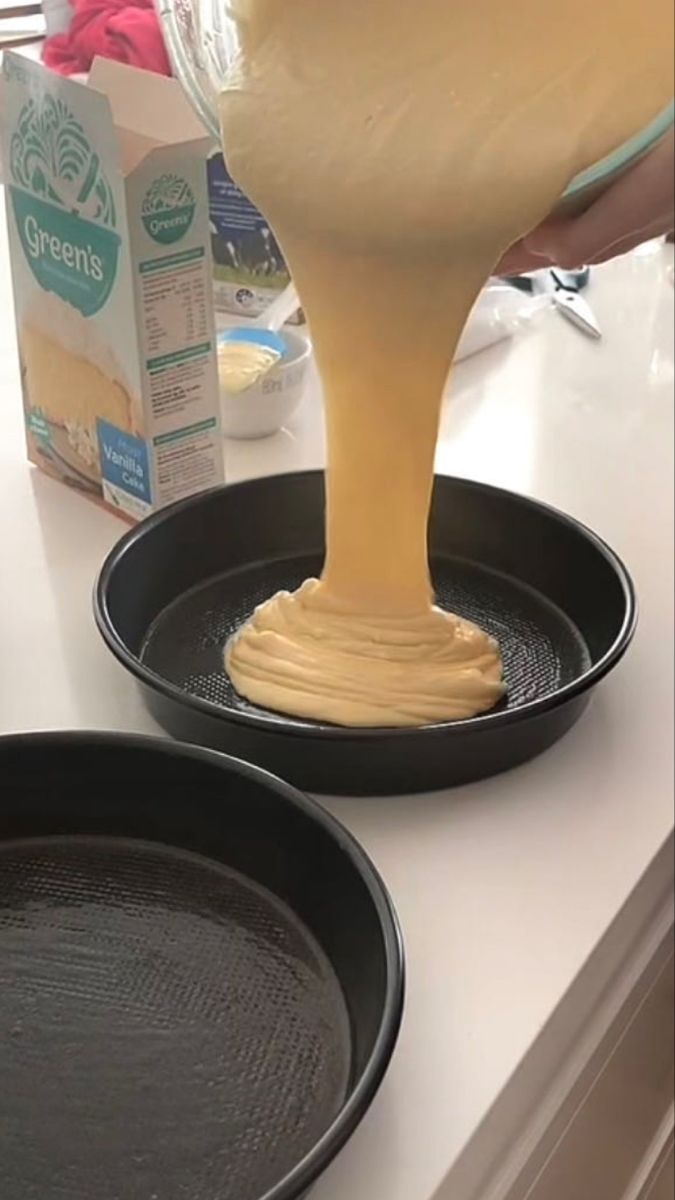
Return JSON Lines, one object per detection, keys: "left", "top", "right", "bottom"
{"left": 221, "top": 0, "right": 672, "bottom": 727}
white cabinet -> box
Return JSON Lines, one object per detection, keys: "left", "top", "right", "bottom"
{"left": 523, "top": 954, "right": 673, "bottom": 1200}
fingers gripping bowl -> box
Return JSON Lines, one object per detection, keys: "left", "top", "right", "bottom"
{"left": 94, "top": 472, "right": 637, "bottom": 796}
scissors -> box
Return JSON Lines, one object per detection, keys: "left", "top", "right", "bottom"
{"left": 502, "top": 267, "right": 602, "bottom": 340}
{"left": 549, "top": 267, "right": 602, "bottom": 340}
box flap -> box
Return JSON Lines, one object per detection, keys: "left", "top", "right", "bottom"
{"left": 88, "top": 59, "right": 213, "bottom": 150}
{"left": 117, "top": 129, "right": 164, "bottom": 175}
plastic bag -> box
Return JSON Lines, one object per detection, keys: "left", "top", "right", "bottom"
{"left": 454, "top": 281, "right": 549, "bottom": 363}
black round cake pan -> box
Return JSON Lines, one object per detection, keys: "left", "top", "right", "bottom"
{"left": 0, "top": 732, "right": 404, "bottom": 1200}
{"left": 95, "top": 472, "right": 637, "bottom": 796}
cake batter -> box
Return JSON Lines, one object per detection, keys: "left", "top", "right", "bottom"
{"left": 217, "top": 339, "right": 281, "bottom": 394}
{"left": 221, "top": 0, "right": 673, "bottom": 727}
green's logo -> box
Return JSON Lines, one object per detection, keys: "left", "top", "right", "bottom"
{"left": 142, "top": 174, "right": 195, "bottom": 244}
{"left": 9, "top": 95, "right": 119, "bottom": 316}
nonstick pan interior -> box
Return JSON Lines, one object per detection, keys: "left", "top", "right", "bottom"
{"left": 95, "top": 472, "right": 636, "bottom": 795}
{"left": 0, "top": 733, "right": 403, "bottom": 1200}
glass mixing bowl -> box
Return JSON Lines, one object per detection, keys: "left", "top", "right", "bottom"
{"left": 158, "top": 0, "right": 674, "bottom": 210}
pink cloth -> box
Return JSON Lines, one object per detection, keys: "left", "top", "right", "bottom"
{"left": 43, "top": 0, "right": 172, "bottom": 77}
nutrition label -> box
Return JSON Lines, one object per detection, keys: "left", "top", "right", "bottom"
{"left": 139, "top": 247, "right": 220, "bottom": 437}
{"left": 137, "top": 242, "right": 224, "bottom": 503}
{"left": 140, "top": 248, "right": 210, "bottom": 357}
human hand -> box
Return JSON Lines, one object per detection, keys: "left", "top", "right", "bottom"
{"left": 499, "top": 129, "right": 675, "bottom": 274}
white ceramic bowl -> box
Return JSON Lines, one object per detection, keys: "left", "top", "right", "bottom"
{"left": 219, "top": 330, "right": 312, "bottom": 440}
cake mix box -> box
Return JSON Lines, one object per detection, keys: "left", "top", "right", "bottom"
{"left": 1, "top": 53, "right": 224, "bottom": 521}
{"left": 208, "top": 151, "right": 302, "bottom": 322}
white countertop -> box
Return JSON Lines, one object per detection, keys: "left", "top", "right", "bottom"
{"left": 1, "top": 187, "right": 673, "bottom": 1200}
